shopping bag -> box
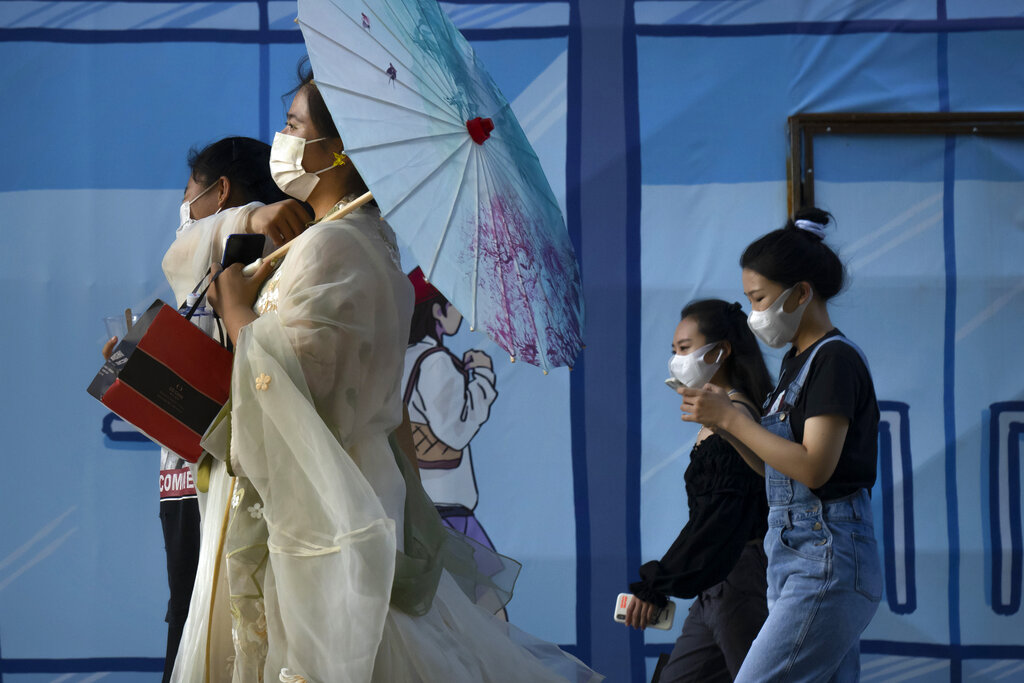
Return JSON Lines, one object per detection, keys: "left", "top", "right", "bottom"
{"left": 87, "top": 300, "right": 232, "bottom": 462}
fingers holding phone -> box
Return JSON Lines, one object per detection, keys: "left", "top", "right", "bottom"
{"left": 614, "top": 593, "right": 676, "bottom": 631}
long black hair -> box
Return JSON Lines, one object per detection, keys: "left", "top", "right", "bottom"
{"left": 680, "top": 299, "right": 774, "bottom": 412}
{"left": 739, "top": 207, "right": 845, "bottom": 300}
{"left": 187, "top": 136, "right": 288, "bottom": 205}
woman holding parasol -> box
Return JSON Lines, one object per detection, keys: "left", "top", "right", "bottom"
{"left": 171, "top": 63, "right": 600, "bottom": 683}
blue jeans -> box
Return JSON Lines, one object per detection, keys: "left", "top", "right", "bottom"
{"left": 735, "top": 413, "right": 882, "bottom": 682}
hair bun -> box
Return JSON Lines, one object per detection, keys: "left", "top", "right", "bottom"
{"left": 792, "top": 219, "right": 827, "bottom": 240}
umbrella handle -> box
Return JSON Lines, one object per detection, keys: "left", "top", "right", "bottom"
{"left": 241, "top": 191, "right": 375, "bottom": 276}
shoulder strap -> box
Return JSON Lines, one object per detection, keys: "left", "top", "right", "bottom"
{"left": 782, "top": 335, "right": 869, "bottom": 409}
{"left": 403, "top": 346, "right": 448, "bottom": 405}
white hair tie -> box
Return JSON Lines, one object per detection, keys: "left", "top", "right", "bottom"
{"left": 794, "top": 219, "right": 827, "bottom": 239}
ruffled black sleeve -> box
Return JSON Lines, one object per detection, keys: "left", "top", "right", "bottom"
{"left": 629, "top": 435, "right": 767, "bottom": 605}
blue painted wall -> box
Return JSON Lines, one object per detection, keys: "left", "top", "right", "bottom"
{"left": 1, "top": 2, "right": 1023, "bottom": 681}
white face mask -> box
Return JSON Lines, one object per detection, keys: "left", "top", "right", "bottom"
{"left": 747, "top": 285, "right": 812, "bottom": 348}
{"left": 269, "top": 132, "right": 341, "bottom": 202}
{"left": 668, "top": 342, "right": 725, "bottom": 389}
{"left": 178, "top": 180, "right": 217, "bottom": 233}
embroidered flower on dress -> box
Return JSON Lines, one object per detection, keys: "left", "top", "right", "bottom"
{"left": 232, "top": 487, "right": 245, "bottom": 509}
{"left": 246, "top": 598, "right": 268, "bottom": 645}
{"left": 248, "top": 502, "right": 264, "bottom": 519}
{"left": 280, "top": 669, "right": 308, "bottom": 683}
{"left": 255, "top": 373, "right": 271, "bottom": 391}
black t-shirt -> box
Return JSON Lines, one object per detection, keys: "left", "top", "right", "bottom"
{"left": 764, "top": 329, "right": 879, "bottom": 501}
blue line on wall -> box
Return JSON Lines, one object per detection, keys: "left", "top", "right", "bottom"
{"left": 0, "top": 657, "right": 164, "bottom": 674}
{"left": 0, "top": 27, "right": 304, "bottom": 43}
{"left": 565, "top": 0, "right": 591, "bottom": 664}
{"left": 447, "top": 26, "right": 568, "bottom": 40}
{"left": 258, "top": 0, "right": 269, "bottom": 143}
{"left": 936, "top": 12, "right": 963, "bottom": 679}
{"left": 622, "top": 0, "right": 647, "bottom": 680}
{"left": 634, "top": 17, "right": 1024, "bottom": 36}
{"left": 877, "top": 401, "right": 918, "bottom": 615}
{"left": 646, "top": 640, "right": 1024, "bottom": 661}
{"left": 942, "top": 134, "right": 962, "bottom": 682}
{"left": 988, "top": 403, "right": 1024, "bottom": 615}
{"left": 0, "top": 26, "right": 568, "bottom": 44}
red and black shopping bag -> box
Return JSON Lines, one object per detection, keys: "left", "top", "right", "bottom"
{"left": 87, "top": 300, "right": 232, "bottom": 462}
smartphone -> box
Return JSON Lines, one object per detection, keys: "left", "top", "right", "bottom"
{"left": 221, "top": 233, "right": 266, "bottom": 268}
{"left": 665, "top": 377, "right": 684, "bottom": 391}
{"left": 613, "top": 593, "right": 676, "bottom": 630}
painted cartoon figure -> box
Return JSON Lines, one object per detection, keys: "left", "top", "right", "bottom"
{"left": 402, "top": 267, "right": 499, "bottom": 553}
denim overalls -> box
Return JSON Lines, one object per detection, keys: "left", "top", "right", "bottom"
{"left": 735, "top": 337, "right": 882, "bottom": 683}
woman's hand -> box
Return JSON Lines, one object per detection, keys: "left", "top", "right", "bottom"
{"left": 248, "top": 200, "right": 313, "bottom": 247}
{"left": 678, "top": 383, "right": 740, "bottom": 430}
{"left": 462, "top": 349, "right": 493, "bottom": 370}
{"left": 624, "top": 596, "right": 659, "bottom": 630}
{"left": 207, "top": 259, "right": 276, "bottom": 346}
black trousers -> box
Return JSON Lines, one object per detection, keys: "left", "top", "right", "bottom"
{"left": 159, "top": 497, "right": 201, "bottom": 683}
{"left": 660, "top": 541, "right": 768, "bottom": 683}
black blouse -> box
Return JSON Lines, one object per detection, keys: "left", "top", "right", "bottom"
{"left": 630, "top": 433, "right": 768, "bottom": 607}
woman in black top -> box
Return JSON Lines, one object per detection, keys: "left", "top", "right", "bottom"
{"left": 626, "top": 299, "right": 773, "bottom": 682}
{"left": 680, "top": 208, "right": 882, "bottom": 682}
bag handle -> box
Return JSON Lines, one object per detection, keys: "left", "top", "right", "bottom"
{"left": 178, "top": 267, "right": 231, "bottom": 350}
{"left": 403, "top": 346, "right": 447, "bottom": 405}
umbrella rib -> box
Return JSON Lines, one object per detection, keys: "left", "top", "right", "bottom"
{"left": 298, "top": 17, "right": 460, "bottom": 120}
{"left": 323, "top": 0, "right": 485, "bottom": 122}
{"left": 371, "top": 0, "right": 470, "bottom": 110}
{"left": 471, "top": 146, "right": 481, "bottom": 332}
{"left": 345, "top": 130, "right": 467, "bottom": 155}
{"left": 478, "top": 132, "right": 565, "bottom": 217}
{"left": 385, "top": 136, "right": 473, "bottom": 220}
{"left": 316, "top": 81, "right": 464, "bottom": 132}
{"left": 425, "top": 143, "right": 474, "bottom": 283}
{"left": 477, "top": 149, "right": 549, "bottom": 371}
{"left": 473, "top": 151, "right": 515, "bottom": 362}
{"left": 489, "top": 103, "right": 539, "bottom": 157}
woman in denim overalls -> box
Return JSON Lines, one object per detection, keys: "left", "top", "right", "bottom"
{"left": 679, "top": 208, "right": 882, "bottom": 682}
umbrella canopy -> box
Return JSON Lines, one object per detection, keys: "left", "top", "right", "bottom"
{"left": 296, "top": 0, "right": 584, "bottom": 372}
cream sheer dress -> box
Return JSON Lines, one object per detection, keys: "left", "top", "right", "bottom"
{"left": 170, "top": 201, "right": 601, "bottom": 683}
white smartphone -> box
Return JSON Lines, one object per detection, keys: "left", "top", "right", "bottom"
{"left": 613, "top": 593, "right": 676, "bottom": 630}
{"left": 664, "top": 377, "right": 683, "bottom": 391}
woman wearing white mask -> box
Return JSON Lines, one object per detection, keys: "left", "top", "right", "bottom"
{"left": 625, "top": 299, "right": 772, "bottom": 682}
{"left": 172, "top": 61, "right": 601, "bottom": 683}
{"left": 679, "top": 208, "right": 882, "bottom": 682}
{"left": 100, "top": 135, "right": 313, "bottom": 683}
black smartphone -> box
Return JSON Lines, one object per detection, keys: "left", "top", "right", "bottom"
{"left": 221, "top": 233, "right": 266, "bottom": 268}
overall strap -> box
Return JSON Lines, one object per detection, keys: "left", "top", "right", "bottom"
{"left": 782, "top": 336, "right": 869, "bottom": 410}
